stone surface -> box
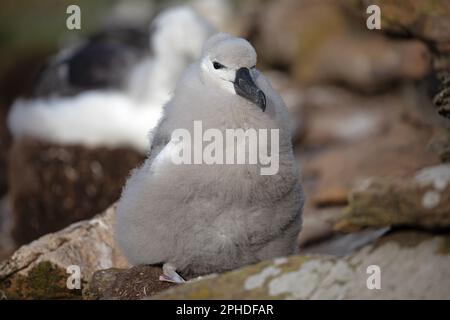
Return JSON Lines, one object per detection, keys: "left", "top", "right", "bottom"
{"left": 303, "top": 116, "right": 439, "bottom": 201}
{"left": 335, "top": 164, "right": 450, "bottom": 232}
{"left": 311, "top": 186, "right": 349, "bottom": 207}
{"left": 294, "top": 36, "right": 431, "bottom": 92}
{"left": 298, "top": 81, "right": 442, "bottom": 152}
{"left": 298, "top": 207, "right": 342, "bottom": 247}
{"left": 85, "top": 268, "right": 123, "bottom": 299}
{"left": 154, "top": 231, "right": 450, "bottom": 299}
{"left": 0, "top": 205, "right": 129, "bottom": 299}
{"left": 301, "top": 227, "right": 390, "bottom": 257}
{"left": 256, "top": 0, "right": 432, "bottom": 92}
{"left": 256, "top": 0, "right": 350, "bottom": 68}
{"left": 296, "top": 86, "right": 440, "bottom": 251}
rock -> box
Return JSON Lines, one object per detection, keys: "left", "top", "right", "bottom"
{"left": 299, "top": 86, "right": 400, "bottom": 147}
{"left": 301, "top": 227, "right": 390, "bottom": 257}
{"left": 335, "top": 164, "right": 450, "bottom": 232}
{"left": 153, "top": 231, "right": 450, "bottom": 299}
{"left": 311, "top": 186, "right": 349, "bottom": 207}
{"left": 296, "top": 87, "right": 439, "bottom": 247}
{"left": 0, "top": 260, "right": 82, "bottom": 299}
{"left": 364, "top": 0, "right": 450, "bottom": 53}
{"left": 85, "top": 268, "right": 123, "bottom": 299}
{"left": 298, "top": 207, "right": 343, "bottom": 247}
{"left": 429, "top": 128, "right": 450, "bottom": 162}
{"left": 432, "top": 71, "right": 450, "bottom": 119}
{"left": 0, "top": 205, "right": 129, "bottom": 299}
{"left": 8, "top": 138, "right": 144, "bottom": 245}
{"left": 303, "top": 115, "right": 439, "bottom": 201}
{"left": 256, "top": 0, "right": 431, "bottom": 92}
{"left": 294, "top": 36, "right": 431, "bottom": 93}
{"left": 86, "top": 266, "right": 176, "bottom": 300}
{"left": 298, "top": 83, "right": 441, "bottom": 151}
{"left": 256, "top": 0, "right": 350, "bottom": 68}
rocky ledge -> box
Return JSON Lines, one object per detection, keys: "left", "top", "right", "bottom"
{"left": 0, "top": 206, "right": 129, "bottom": 299}
{"left": 1, "top": 200, "right": 449, "bottom": 299}
{"left": 84, "top": 230, "right": 450, "bottom": 300}
{"left": 152, "top": 231, "right": 450, "bottom": 300}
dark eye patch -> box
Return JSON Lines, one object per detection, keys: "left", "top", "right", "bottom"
{"left": 213, "top": 61, "right": 226, "bottom": 69}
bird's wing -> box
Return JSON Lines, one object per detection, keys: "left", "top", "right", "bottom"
{"left": 32, "top": 27, "right": 150, "bottom": 98}
{"left": 146, "top": 115, "right": 171, "bottom": 161}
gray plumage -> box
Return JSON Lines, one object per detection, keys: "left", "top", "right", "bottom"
{"left": 115, "top": 33, "right": 303, "bottom": 279}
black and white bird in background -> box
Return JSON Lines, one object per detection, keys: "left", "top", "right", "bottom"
{"left": 7, "top": 4, "right": 217, "bottom": 152}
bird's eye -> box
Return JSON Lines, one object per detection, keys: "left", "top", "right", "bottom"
{"left": 213, "top": 61, "right": 225, "bottom": 70}
{"left": 251, "top": 65, "right": 256, "bottom": 69}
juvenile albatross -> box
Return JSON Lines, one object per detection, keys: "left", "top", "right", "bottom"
{"left": 115, "top": 33, "right": 304, "bottom": 283}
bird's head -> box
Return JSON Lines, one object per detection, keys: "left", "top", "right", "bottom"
{"left": 200, "top": 33, "right": 266, "bottom": 112}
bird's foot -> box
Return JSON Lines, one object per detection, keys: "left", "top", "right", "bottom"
{"left": 159, "top": 263, "right": 186, "bottom": 284}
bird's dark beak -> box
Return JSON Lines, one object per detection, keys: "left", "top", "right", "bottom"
{"left": 234, "top": 67, "right": 266, "bottom": 112}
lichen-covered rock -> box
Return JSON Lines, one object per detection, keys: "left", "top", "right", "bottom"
{"left": 335, "top": 164, "right": 450, "bottom": 232}
{"left": 0, "top": 261, "right": 81, "bottom": 299}
{"left": 298, "top": 207, "right": 343, "bottom": 247}
{"left": 0, "top": 205, "right": 129, "bottom": 299}
{"left": 86, "top": 266, "right": 175, "bottom": 300}
{"left": 154, "top": 231, "right": 450, "bottom": 299}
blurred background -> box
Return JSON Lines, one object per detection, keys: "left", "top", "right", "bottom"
{"left": 0, "top": 0, "right": 449, "bottom": 299}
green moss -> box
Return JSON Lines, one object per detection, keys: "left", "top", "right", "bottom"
{"left": 0, "top": 261, "right": 82, "bottom": 300}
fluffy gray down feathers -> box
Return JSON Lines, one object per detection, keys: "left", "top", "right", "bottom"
{"left": 115, "top": 33, "right": 304, "bottom": 278}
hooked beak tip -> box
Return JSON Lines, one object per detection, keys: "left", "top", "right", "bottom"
{"left": 234, "top": 67, "right": 267, "bottom": 112}
{"left": 258, "top": 91, "right": 266, "bottom": 112}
